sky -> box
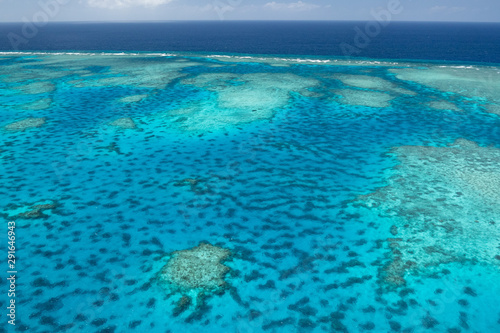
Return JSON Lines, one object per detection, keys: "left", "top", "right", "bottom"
{"left": 0, "top": 0, "right": 499, "bottom": 22}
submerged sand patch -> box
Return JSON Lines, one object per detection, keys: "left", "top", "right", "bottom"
{"left": 329, "top": 74, "right": 418, "bottom": 108}
{"left": 334, "top": 89, "right": 394, "bottom": 108}
{"left": 486, "top": 104, "right": 500, "bottom": 115}
{"left": 18, "top": 97, "right": 52, "bottom": 111}
{"left": 118, "top": 94, "right": 148, "bottom": 103}
{"left": 0, "top": 54, "right": 199, "bottom": 90}
{"left": 69, "top": 60, "right": 198, "bottom": 90}
{"left": 335, "top": 74, "right": 417, "bottom": 96}
{"left": 172, "top": 72, "right": 318, "bottom": 130}
{"left": 13, "top": 81, "right": 55, "bottom": 95}
{"left": 428, "top": 100, "right": 462, "bottom": 112}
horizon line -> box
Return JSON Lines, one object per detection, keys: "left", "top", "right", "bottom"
{"left": 1, "top": 19, "right": 500, "bottom": 24}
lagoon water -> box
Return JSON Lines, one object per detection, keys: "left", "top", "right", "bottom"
{"left": 1, "top": 22, "right": 500, "bottom": 333}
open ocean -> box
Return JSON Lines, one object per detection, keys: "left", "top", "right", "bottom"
{"left": 0, "top": 22, "right": 500, "bottom": 333}
{"left": 1, "top": 21, "right": 500, "bottom": 63}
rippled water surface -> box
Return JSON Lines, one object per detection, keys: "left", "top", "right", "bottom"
{"left": 1, "top": 52, "right": 500, "bottom": 333}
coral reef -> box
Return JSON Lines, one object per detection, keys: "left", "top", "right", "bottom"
{"left": 330, "top": 73, "right": 417, "bottom": 108}
{"left": 18, "top": 98, "right": 52, "bottom": 111}
{"left": 4, "top": 117, "right": 46, "bottom": 131}
{"left": 174, "top": 72, "right": 318, "bottom": 130}
{"left": 66, "top": 57, "right": 199, "bottom": 89}
{"left": 118, "top": 94, "right": 148, "bottom": 103}
{"left": 360, "top": 139, "right": 500, "bottom": 287}
{"left": 428, "top": 100, "right": 462, "bottom": 112}
{"left": 334, "top": 74, "right": 416, "bottom": 96}
{"left": 172, "top": 296, "right": 192, "bottom": 317}
{"left": 334, "top": 89, "right": 394, "bottom": 108}
{"left": 390, "top": 66, "right": 500, "bottom": 115}
{"left": 97, "top": 142, "right": 122, "bottom": 154}
{"left": 14, "top": 81, "right": 55, "bottom": 94}
{"left": 109, "top": 117, "right": 137, "bottom": 129}
{"left": 173, "top": 177, "right": 214, "bottom": 195}
{"left": 2, "top": 200, "right": 59, "bottom": 220}
{"left": 158, "top": 243, "right": 231, "bottom": 317}
{"left": 174, "top": 178, "right": 199, "bottom": 187}
{"left": 159, "top": 243, "right": 231, "bottom": 292}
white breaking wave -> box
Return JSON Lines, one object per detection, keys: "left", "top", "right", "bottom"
{"left": 2, "top": 51, "right": 494, "bottom": 69}
{"left": 0, "top": 51, "right": 410, "bottom": 67}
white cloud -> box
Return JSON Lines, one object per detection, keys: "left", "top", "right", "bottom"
{"left": 196, "top": 3, "right": 235, "bottom": 13}
{"left": 264, "top": 1, "right": 320, "bottom": 11}
{"left": 450, "top": 6, "right": 466, "bottom": 13}
{"left": 86, "top": 0, "right": 173, "bottom": 9}
{"left": 429, "top": 6, "right": 446, "bottom": 14}
{"left": 430, "top": 6, "right": 466, "bottom": 14}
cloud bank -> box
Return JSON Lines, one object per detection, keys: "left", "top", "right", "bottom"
{"left": 264, "top": 1, "right": 320, "bottom": 11}
{"left": 86, "top": 0, "right": 173, "bottom": 9}
{"left": 430, "top": 6, "right": 466, "bottom": 14}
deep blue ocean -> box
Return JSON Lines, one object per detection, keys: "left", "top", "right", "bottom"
{"left": 1, "top": 22, "right": 500, "bottom": 333}
{"left": 0, "top": 21, "right": 500, "bottom": 63}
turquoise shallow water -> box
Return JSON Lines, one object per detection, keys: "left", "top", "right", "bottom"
{"left": 1, "top": 52, "right": 500, "bottom": 333}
